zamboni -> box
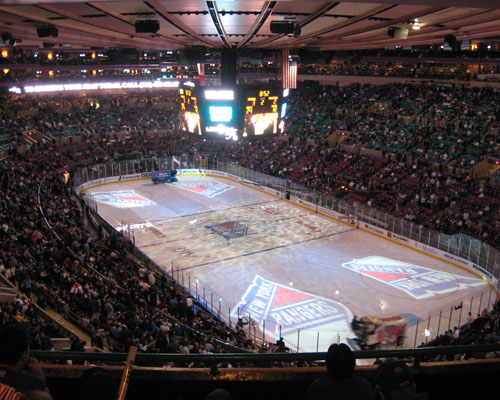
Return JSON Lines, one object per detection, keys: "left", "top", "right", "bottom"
{"left": 152, "top": 169, "right": 177, "bottom": 184}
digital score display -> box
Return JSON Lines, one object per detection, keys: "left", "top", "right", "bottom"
{"left": 179, "top": 88, "right": 199, "bottom": 114}
{"left": 245, "top": 90, "right": 279, "bottom": 116}
{"left": 179, "top": 87, "right": 201, "bottom": 135}
{"left": 244, "top": 88, "right": 280, "bottom": 136}
{"left": 180, "top": 84, "right": 284, "bottom": 140}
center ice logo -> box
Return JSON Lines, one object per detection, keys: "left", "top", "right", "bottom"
{"left": 172, "top": 180, "right": 233, "bottom": 198}
{"left": 232, "top": 276, "right": 353, "bottom": 351}
{"left": 89, "top": 190, "right": 155, "bottom": 209}
{"left": 341, "top": 256, "right": 486, "bottom": 300}
{"left": 205, "top": 220, "right": 249, "bottom": 240}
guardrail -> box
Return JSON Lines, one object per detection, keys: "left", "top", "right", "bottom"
{"left": 31, "top": 342, "right": 500, "bottom": 367}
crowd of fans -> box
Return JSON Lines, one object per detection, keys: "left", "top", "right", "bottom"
{"left": 0, "top": 76, "right": 499, "bottom": 369}
{"left": 1, "top": 60, "right": 498, "bottom": 85}
{"left": 0, "top": 142, "right": 281, "bottom": 361}
{"left": 3, "top": 46, "right": 500, "bottom": 86}
{"left": 1, "top": 81, "right": 499, "bottom": 244}
{"left": 419, "top": 302, "right": 500, "bottom": 361}
{"left": 298, "top": 60, "right": 473, "bottom": 80}
{"left": 222, "top": 82, "right": 500, "bottom": 247}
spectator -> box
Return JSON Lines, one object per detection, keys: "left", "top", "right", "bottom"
{"left": 373, "top": 360, "right": 428, "bottom": 400}
{"left": 307, "top": 343, "right": 373, "bottom": 399}
{"left": 0, "top": 324, "right": 53, "bottom": 399}
{"left": 79, "top": 367, "right": 118, "bottom": 400}
{"left": 204, "top": 388, "right": 233, "bottom": 400}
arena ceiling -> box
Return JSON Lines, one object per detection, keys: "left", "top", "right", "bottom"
{"left": 1, "top": 0, "right": 500, "bottom": 51}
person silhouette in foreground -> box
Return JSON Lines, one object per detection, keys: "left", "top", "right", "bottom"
{"left": 373, "top": 360, "right": 428, "bottom": 400}
{"left": 0, "top": 324, "right": 53, "bottom": 399}
{"left": 307, "top": 343, "right": 374, "bottom": 400}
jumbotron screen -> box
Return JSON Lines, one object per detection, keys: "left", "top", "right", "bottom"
{"left": 179, "top": 84, "right": 286, "bottom": 140}
{"left": 201, "top": 89, "right": 240, "bottom": 140}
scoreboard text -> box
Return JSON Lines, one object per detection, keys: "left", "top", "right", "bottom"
{"left": 179, "top": 88, "right": 199, "bottom": 114}
{"left": 246, "top": 90, "right": 279, "bottom": 115}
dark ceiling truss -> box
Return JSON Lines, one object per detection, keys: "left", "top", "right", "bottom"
{"left": 316, "top": 8, "right": 500, "bottom": 48}
{"left": 1, "top": 1, "right": 500, "bottom": 53}
{"left": 424, "top": 9, "right": 498, "bottom": 35}
{"left": 294, "top": 4, "right": 398, "bottom": 43}
{"left": 296, "top": 5, "right": 447, "bottom": 48}
{"left": 238, "top": 1, "right": 278, "bottom": 49}
{"left": 250, "top": 2, "right": 342, "bottom": 48}
{"left": 206, "top": 1, "right": 231, "bottom": 48}
{"left": 36, "top": 2, "right": 187, "bottom": 48}
{"left": 0, "top": 9, "right": 153, "bottom": 49}
{"left": 144, "top": 0, "right": 221, "bottom": 48}
{"left": 275, "top": 13, "right": 390, "bottom": 22}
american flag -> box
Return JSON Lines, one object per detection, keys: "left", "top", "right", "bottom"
{"left": 281, "top": 49, "right": 297, "bottom": 89}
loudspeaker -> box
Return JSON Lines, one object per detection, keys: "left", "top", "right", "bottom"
{"left": 135, "top": 20, "right": 160, "bottom": 33}
{"left": 43, "top": 42, "right": 56, "bottom": 49}
{"left": 444, "top": 34, "right": 457, "bottom": 46}
{"left": 270, "top": 21, "right": 295, "bottom": 34}
{"left": 37, "top": 26, "right": 58, "bottom": 38}
{"left": 387, "top": 27, "right": 408, "bottom": 39}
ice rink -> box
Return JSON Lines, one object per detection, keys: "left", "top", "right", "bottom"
{"left": 83, "top": 174, "right": 495, "bottom": 352}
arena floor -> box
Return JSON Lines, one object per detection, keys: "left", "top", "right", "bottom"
{"left": 83, "top": 175, "right": 494, "bottom": 354}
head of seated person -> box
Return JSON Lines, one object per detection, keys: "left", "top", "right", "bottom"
{"left": 373, "top": 360, "right": 428, "bottom": 400}
{"left": 326, "top": 343, "right": 356, "bottom": 379}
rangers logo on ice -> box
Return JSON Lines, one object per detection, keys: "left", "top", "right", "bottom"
{"left": 89, "top": 190, "right": 155, "bottom": 209}
{"left": 205, "top": 220, "right": 249, "bottom": 240}
{"left": 172, "top": 179, "right": 233, "bottom": 198}
{"left": 232, "top": 276, "right": 353, "bottom": 351}
{"left": 342, "top": 256, "right": 486, "bottom": 300}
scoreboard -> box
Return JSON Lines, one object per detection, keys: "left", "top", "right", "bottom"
{"left": 179, "top": 87, "right": 201, "bottom": 135}
{"left": 179, "top": 87, "right": 199, "bottom": 114}
{"left": 244, "top": 88, "right": 280, "bottom": 136}
{"left": 179, "top": 84, "right": 287, "bottom": 140}
{"left": 245, "top": 89, "right": 279, "bottom": 115}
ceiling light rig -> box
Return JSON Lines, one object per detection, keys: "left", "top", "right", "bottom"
{"left": 410, "top": 19, "right": 421, "bottom": 30}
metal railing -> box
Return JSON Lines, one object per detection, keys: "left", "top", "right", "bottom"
{"left": 31, "top": 342, "right": 500, "bottom": 367}
{"left": 73, "top": 155, "right": 500, "bottom": 351}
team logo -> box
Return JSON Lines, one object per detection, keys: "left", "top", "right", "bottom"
{"left": 172, "top": 179, "right": 233, "bottom": 198}
{"left": 232, "top": 276, "right": 353, "bottom": 351}
{"left": 342, "top": 256, "right": 486, "bottom": 300}
{"left": 205, "top": 220, "right": 249, "bottom": 240}
{"left": 89, "top": 190, "right": 155, "bottom": 209}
